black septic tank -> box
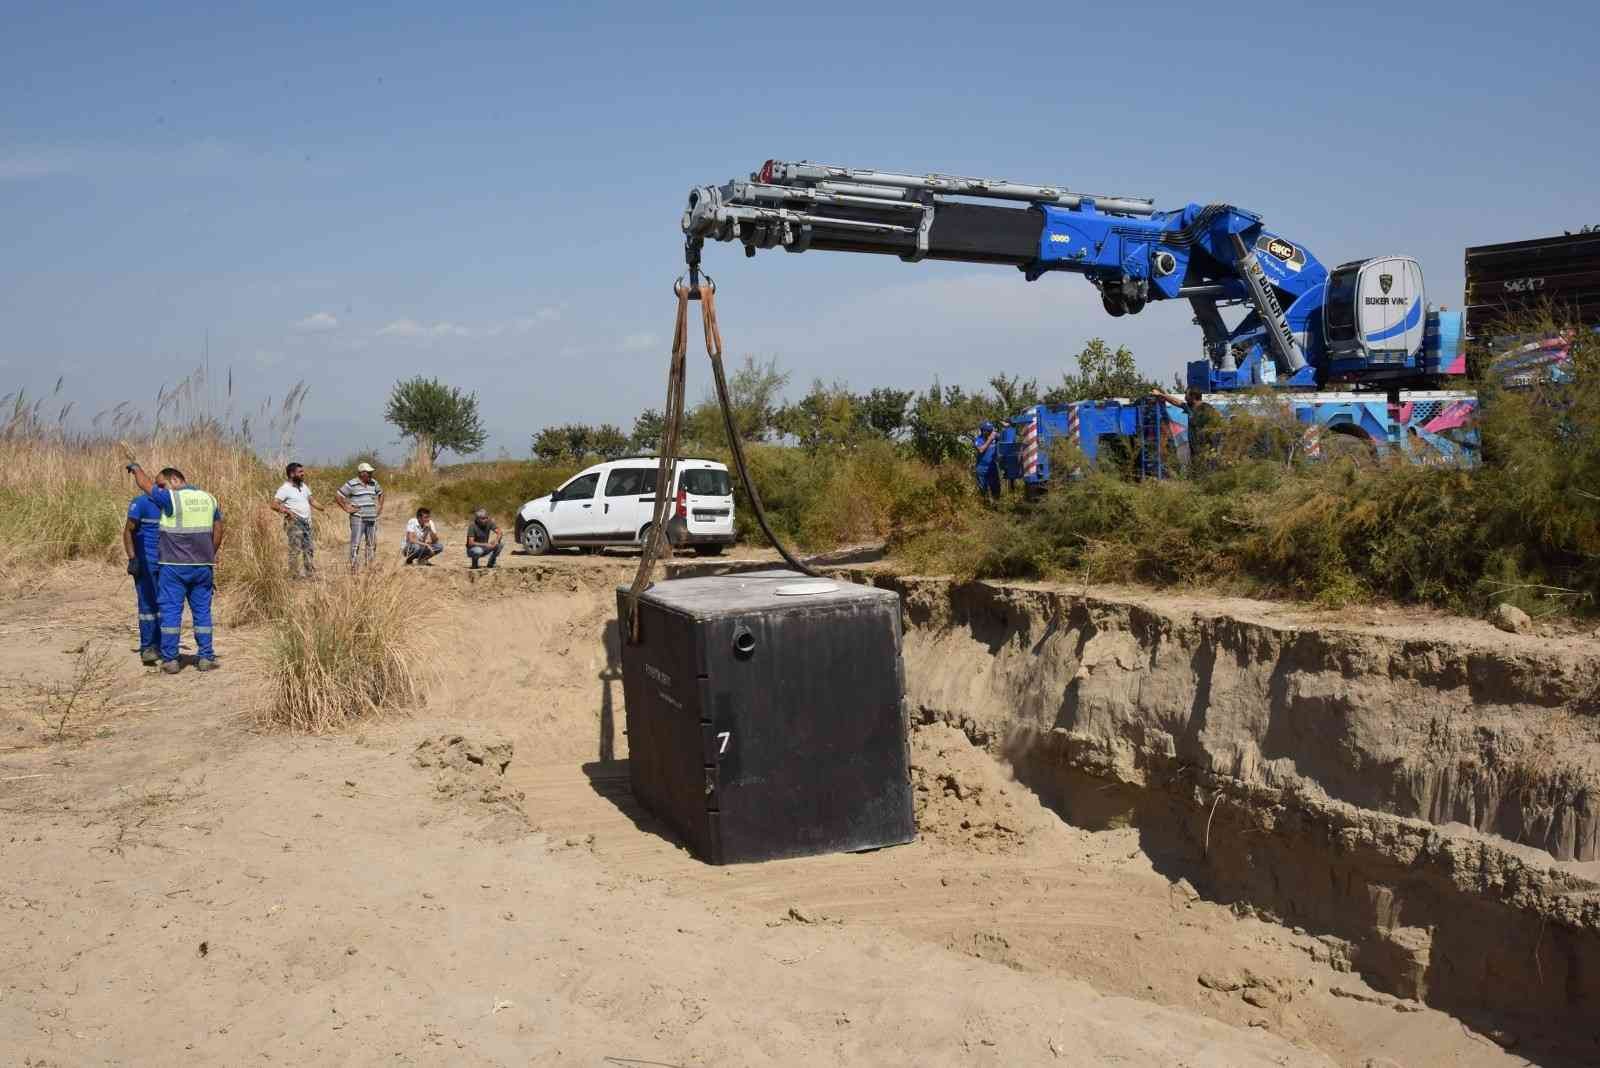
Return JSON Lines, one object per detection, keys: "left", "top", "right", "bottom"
{"left": 617, "top": 570, "right": 915, "bottom": 864}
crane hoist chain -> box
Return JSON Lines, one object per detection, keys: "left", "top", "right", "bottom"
{"left": 625, "top": 240, "right": 820, "bottom": 642}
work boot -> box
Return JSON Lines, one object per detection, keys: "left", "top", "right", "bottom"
{"left": 161, "top": 660, "right": 181, "bottom": 675}
{"left": 195, "top": 658, "right": 219, "bottom": 672}
{"left": 140, "top": 646, "right": 159, "bottom": 666}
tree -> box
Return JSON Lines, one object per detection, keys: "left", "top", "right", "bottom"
{"left": 988, "top": 373, "right": 1040, "bottom": 417}
{"left": 682, "top": 354, "right": 791, "bottom": 449}
{"left": 385, "top": 377, "right": 487, "bottom": 465}
{"left": 589, "top": 423, "right": 630, "bottom": 460}
{"left": 861, "top": 387, "right": 913, "bottom": 440}
{"left": 1043, "top": 339, "right": 1160, "bottom": 404}
{"left": 532, "top": 426, "right": 569, "bottom": 462}
{"left": 532, "top": 422, "right": 631, "bottom": 462}
{"left": 774, "top": 380, "right": 866, "bottom": 451}
{"left": 630, "top": 409, "right": 665, "bottom": 453}
{"left": 906, "top": 381, "right": 994, "bottom": 465}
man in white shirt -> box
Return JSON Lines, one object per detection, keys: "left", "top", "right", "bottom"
{"left": 270, "top": 462, "right": 328, "bottom": 578}
{"left": 403, "top": 507, "right": 445, "bottom": 566}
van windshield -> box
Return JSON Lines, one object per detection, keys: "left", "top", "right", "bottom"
{"left": 679, "top": 469, "right": 731, "bottom": 496}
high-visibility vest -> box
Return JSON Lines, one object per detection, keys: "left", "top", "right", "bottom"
{"left": 157, "top": 487, "right": 219, "bottom": 566}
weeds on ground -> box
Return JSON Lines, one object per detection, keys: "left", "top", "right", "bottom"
{"left": 895, "top": 311, "right": 1600, "bottom": 618}
{"left": 261, "top": 561, "right": 432, "bottom": 732}
{"left": 7, "top": 639, "right": 128, "bottom": 743}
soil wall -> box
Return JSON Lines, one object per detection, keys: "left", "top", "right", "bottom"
{"left": 849, "top": 572, "right": 1600, "bottom": 1049}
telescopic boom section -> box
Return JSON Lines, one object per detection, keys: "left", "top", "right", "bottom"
{"left": 682, "top": 159, "right": 1157, "bottom": 266}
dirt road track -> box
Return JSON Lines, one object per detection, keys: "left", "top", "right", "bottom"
{"left": 0, "top": 558, "right": 1542, "bottom": 1065}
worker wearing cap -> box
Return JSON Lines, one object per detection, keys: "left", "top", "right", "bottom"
{"left": 121, "top": 471, "right": 166, "bottom": 665}
{"left": 973, "top": 421, "right": 1001, "bottom": 501}
{"left": 337, "top": 462, "right": 384, "bottom": 569}
{"left": 125, "top": 459, "right": 224, "bottom": 674}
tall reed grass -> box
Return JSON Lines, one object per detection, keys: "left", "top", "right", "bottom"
{"left": 261, "top": 561, "right": 432, "bottom": 731}
{"left": 0, "top": 368, "right": 308, "bottom": 617}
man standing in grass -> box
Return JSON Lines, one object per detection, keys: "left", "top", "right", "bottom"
{"left": 122, "top": 471, "right": 165, "bottom": 665}
{"left": 337, "top": 462, "right": 383, "bottom": 569}
{"left": 123, "top": 457, "right": 224, "bottom": 674}
{"left": 271, "top": 461, "right": 327, "bottom": 578}
{"left": 465, "top": 508, "right": 503, "bottom": 569}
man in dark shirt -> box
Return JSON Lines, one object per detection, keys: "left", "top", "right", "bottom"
{"left": 1154, "top": 388, "right": 1221, "bottom": 473}
{"left": 466, "top": 508, "right": 503, "bottom": 569}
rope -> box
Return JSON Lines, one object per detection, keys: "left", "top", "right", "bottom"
{"left": 625, "top": 279, "right": 818, "bottom": 643}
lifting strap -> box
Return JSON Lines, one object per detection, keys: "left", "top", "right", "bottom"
{"left": 626, "top": 277, "right": 820, "bottom": 642}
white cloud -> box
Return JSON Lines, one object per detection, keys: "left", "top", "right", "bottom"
{"left": 375, "top": 311, "right": 561, "bottom": 342}
{"left": 620, "top": 331, "right": 658, "bottom": 353}
{"left": 376, "top": 319, "right": 472, "bottom": 339}
{"left": 292, "top": 311, "right": 340, "bottom": 333}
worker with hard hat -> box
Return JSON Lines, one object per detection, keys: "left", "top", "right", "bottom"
{"left": 973, "top": 420, "right": 1002, "bottom": 501}
{"left": 124, "top": 457, "right": 224, "bottom": 673}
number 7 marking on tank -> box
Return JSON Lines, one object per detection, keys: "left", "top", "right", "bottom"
{"left": 716, "top": 731, "right": 731, "bottom": 754}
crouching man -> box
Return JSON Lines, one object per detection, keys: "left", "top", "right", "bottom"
{"left": 403, "top": 507, "right": 445, "bottom": 565}
{"left": 465, "top": 508, "right": 503, "bottom": 569}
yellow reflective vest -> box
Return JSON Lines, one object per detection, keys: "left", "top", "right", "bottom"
{"left": 157, "top": 487, "right": 220, "bottom": 566}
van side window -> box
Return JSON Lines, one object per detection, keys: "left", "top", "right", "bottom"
{"left": 556, "top": 473, "right": 600, "bottom": 501}
{"left": 639, "top": 468, "right": 658, "bottom": 495}
{"left": 605, "top": 468, "right": 646, "bottom": 497}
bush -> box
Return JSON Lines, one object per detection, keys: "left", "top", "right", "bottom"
{"left": 262, "top": 563, "right": 429, "bottom": 731}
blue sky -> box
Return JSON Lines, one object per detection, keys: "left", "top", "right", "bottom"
{"left": 4, "top": 2, "right": 1596, "bottom": 461}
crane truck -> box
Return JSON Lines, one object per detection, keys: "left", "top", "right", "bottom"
{"left": 680, "top": 160, "right": 1481, "bottom": 479}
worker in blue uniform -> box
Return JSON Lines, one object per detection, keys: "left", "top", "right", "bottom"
{"left": 124, "top": 457, "right": 225, "bottom": 674}
{"left": 121, "top": 473, "right": 166, "bottom": 665}
{"left": 972, "top": 420, "right": 1002, "bottom": 501}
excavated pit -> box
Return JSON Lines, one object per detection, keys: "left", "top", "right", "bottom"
{"left": 845, "top": 571, "right": 1600, "bottom": 1057}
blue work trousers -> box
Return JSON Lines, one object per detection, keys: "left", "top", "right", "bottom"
{"left": 134, "top": 560, "right": 160, "bottom": 651}
{"left": 158, "top": 564, "right": 215, "bottom": 662}
{"left": 975, "top": 463, "right": 1002, "bottom": 500}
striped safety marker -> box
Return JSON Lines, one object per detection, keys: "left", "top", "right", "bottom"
{"left": 1023, "top": 413, "right": 1040, "bottom": 477}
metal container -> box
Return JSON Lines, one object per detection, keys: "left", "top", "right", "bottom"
{"left": 1465, "top": 231, "right": 1600, "bottom": 335}
{"left": 617, "top": 570, "right": 914, "bottom": 864}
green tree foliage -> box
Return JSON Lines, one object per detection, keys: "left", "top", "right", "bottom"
{"left": 1043, "top": 339, "right": 1161, "bottom": 404}
{"left": 530, "top": 422, "right": 631, "bottom": 462}
{"left": 630, "top": 409, "right": 665, "bottom": 453}
{"left": 906, "top": 381, "right": 995, "bottom": 465}
{"left": 774, "top": 381, "right": 868, "bottom": 452}
{"left": 384, "top": 377, "right": 487, "bottom": 463}
{"left": 987, "top": 374, "right": 1040, "bottom": 416}
{"left": 682, "top": 354, "right": 791, "bottom": 449}
{"left": 861, "top": 387, "right": 913, "bottom": 439}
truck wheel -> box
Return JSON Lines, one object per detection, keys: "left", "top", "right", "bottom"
{"left": 520, "top": 522, "right": 551, "bottom": 556}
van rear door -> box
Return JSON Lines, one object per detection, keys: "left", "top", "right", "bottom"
{"left": 678, "top": 465, "right": 735, "bottom": 539}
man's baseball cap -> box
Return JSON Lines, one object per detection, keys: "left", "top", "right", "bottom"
{"left": 980, "top": 420, "right": 994, "bottom": 431}
{"left": 356, "top": 462, "right": 375, "bottom": 473}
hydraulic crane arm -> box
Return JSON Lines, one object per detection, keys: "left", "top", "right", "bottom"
{"left": 683, "top": 159, "right": 1332, "bottom": 385}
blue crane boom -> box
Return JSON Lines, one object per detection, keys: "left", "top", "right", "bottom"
{"left": 682, "top": 160, "right": 1464, "bottom": 393}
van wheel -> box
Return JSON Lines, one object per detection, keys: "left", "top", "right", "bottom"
{"left": 693, "top": 544, "right": 725, "bottom": 557}
{"left": 520, "top": 522, "right": 551, "bottom": 556}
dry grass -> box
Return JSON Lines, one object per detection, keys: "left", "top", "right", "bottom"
{"left": 0, "top": 369, "right": 312, "bottom": 619}
{"left": 260, "top": 561, "right": 433, "bottom": 732}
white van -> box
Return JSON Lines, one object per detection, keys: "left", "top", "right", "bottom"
{"left": 515, "top": 457, "right": 736, "bottom": 556}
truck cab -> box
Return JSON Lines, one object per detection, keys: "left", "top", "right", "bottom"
{"left": 1323, "top": 256, "right": 1429, "bottom": 378}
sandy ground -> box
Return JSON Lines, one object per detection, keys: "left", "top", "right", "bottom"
{"left": 0, "top": 550, "right": 1550, "bottom": 1066}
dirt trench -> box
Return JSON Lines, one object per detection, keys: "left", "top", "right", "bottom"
{"left": 853, "top": 571, "right": 1600, "bottom": 1056}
